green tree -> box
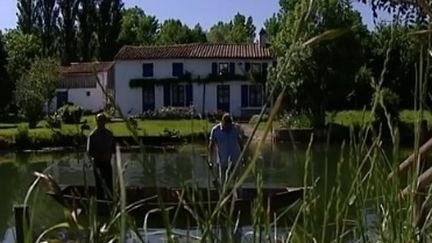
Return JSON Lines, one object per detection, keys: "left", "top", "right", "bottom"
{"left": 118, "top": 6, "right": 159, "bottom": 45}
{"left": 4, "top": 30, "right": 42, "bottom": 86}
{"left": 77, "top": 0, "right": 97, "bottom": 61}
{"left": 17, "top": 0, "right": 37, "bottom": 34}
{"left": 272, "top": 0, "right": 369, "bottom": 128}
{"left": 189, "top": 24, "right": 207, "bottom": 43}
{"left": 157, "top": 19, "right": 192, "bottom": 44}
{"left": 58, "top": 0, "right": 79, "bottom": 65}
{"left": 97, "top": 0, "right": 124, "bottom": 61}
{"left": 208, "top": 13, "right": 256, "bottom": 43}
{"left": 35, "top": 0, "right": 60, "bottom": 56}
{"left": 264, "top": 14, "right": 280, "bottom": 43}
{"left": 0, "top": 31, "right": 12, "bottom": 112}
{"left": 15, "top": 58, "right": 61, "bottom": 128}
{"left": 207, "top": 21, "right": 232, "bottom": 43}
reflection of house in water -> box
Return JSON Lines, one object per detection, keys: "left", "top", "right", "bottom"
{"left": 46, "top": 155, "right": 93, "bottom": 185}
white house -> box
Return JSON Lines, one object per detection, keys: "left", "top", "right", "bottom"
{"left": 54, "top": 62, "right": 114, "bottom": 112}
{"left": 113, "top": 43, "right": 272, "bottom": 118}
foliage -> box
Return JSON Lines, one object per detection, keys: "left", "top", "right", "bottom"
{"left": 0, "top": 31, "right": 12, "bottom": 112}
{"left": 57, "top": 104, "right": 84, "bottom": 124}
{"left": 271, "top": 0, "right": 369, "bottom": 128}
{"left": 15, "top": 124, "right": 31, "bottom": 148}
{"left": 372, "top": 87, "right": 400, "bottom": 125}
{"left": 368, "top": 23, "right": 420, "bottom": 108}
{"left": 46, "top": 113, "right": 62, "bottom": 128}
{"left": 15, "top": 58, "right": 61, "bottom": 128}
{"left": 118, "top": 6, "right": 159, "bottom": 45}
{"left": 207, "top": 13, "right": 256, "bottom": 43}
{"left": 158, "top": 19, "right": 201, "bottom": 44}
{"left": 97, "top": 0, "right": 124, "bottom": 61}
{"left": 58, "top": 0, "right": 80, "bottom": 65}
{"left": 279, "top": 112, "right": 312, "bottom": 128}
{"left": 17, "top": 0, "right": 37, "bottom": 34}
{"left": 4, "top": 30, "right": 42, "bottom": 84}
{"left": 35, "top": 0, "right": 60, "bottom": 56}
{"left": 77, "top": 0, "right": 97, "bottom": 61}
{"left": 142, "top": 106, "right": 196, "bottom": 119}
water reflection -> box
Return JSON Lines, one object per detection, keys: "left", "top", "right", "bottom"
{"left": 0, "top": 143, "right": 340, "bottom": 242}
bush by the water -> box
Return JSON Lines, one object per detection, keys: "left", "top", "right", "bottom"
{"left": 57, "top": 104, "right": 84, "bottom": 124}
{"left": 142, "top": 106, "right": 196, "bottom": 119}
{"left": 15, "top": 124, "right": 31, "bottom": 148}
{"left": 371, "top": 88, "right": 400, "bottom": 125}
{"left": 279, "top": 112, "right": 312, "bottom": 128}
{"left": 46, "top": 113, "right": 62, "bottom": 128}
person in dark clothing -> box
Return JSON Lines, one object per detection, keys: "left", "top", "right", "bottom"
{"left": 87, "top": 113, "right": 115, "bottom": 199}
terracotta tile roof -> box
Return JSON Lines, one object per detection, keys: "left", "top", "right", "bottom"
{"left": 115, "top": 43, "right": 272, "bottom": 60}
{"left": 61, "top": 62, "right": 114, "bottom": 74}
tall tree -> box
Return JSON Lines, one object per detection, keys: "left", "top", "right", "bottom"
{"left": 97, "top": 0, "right": 124, "bottom": 61}
{"left": 77, "top": 0, "right": 97, "bottom": 61}
{"left": 58, "top": 0, "right": 79, "bottom": 65}
{"left": 4, "top": 30, "right": 42, "bottom": 85}
{"left": 15, "top": 58, "right": 60, "bottom": 128}
{"left": 35, "top": 0, "right": 60, "bottom": 56}
{"left": 17, "top": 0, "right": 37, "bottom": 34}
{"left": 118, "top": 6, "right": 158, "bottom": 45}
{"left": 157, "top": 19, "right": 191, "bottom": 44}
{"left": 207, "top": 21, "right": 232, "bottom": 43}
{"left": 208, "top": 13, "right": 256, "bottom": 43}
{"left": 272, "top": 0, "right": 369, "bottom": 127}
{"left": 264, "top": 14, "right": 280, "bottom": 43}
{"left": 189, "top": 24, "right": 207, "bottom": 43}
{"left": 0, "top": 31, "right": 12, "bottom": 112}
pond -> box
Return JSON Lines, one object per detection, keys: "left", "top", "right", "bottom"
{"left": 0, "top": 143, "right": 412, "bottom": 242}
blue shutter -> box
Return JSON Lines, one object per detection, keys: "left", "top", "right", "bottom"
{"left": 229, "top": 62, "right": 235, "bottom": 75}
{"left": 186, "top": 84, "right": 193, "bottom": 106}
{"left": 163, "top": 84, "right": 171, "bottom": 106}
{"left": 245, "top": 62, "right": 251, "bottom": 73}
{"left": 212, "top": 62, "right": 218, "bottom": 75}
{"left": 241, "top": 85, "right": 248, "bottom": 107}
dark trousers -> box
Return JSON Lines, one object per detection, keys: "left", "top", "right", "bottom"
{"left": 93, "top": 160, "right": 113, "bottom": 200}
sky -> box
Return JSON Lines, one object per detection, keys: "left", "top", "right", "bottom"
{"left": 0, "top": 0, "right": 389, "bottom": 32}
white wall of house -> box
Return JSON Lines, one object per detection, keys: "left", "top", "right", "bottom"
{"left": 114, "top": 59, "right": 272, "bottom": 117}
{"left": 47, "top": 72, "right": 109, "bottom": 113}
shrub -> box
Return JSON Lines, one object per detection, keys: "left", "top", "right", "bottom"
{"left": 279, "top": 112, "right": 312, "bottom": 129}
{"left": 142, "top": 106, "right": 196, "bottom": 119}
{"left": 46, "top": 113, "right": 61, "bottom": 128}
{"left": 15, "top": 124, "right": 31, "bottom": 148}
{"left": 57, "top": 104, "right": 84, "bottom": 124}
{"left": 371, "top": 88, "right": 400, "bottom": 125}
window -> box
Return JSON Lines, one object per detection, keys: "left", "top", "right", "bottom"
{"left": 241, "top": 85, "right": 263, "bottom": 107}
{"left": 172, "top": 63, "right": 183, "bottom": 77}
{"left": 218, "top": 63, "right": 229, "bottom": 75}
{"left": 164, "top": 84, "right": 193, "bottom": 107}
{"left": 172, "top": 84, "right": 185, "bottom": 106}
{"left": 251, "top": 63, "right": 261, "bottom": 74}
{"left": 86, "top": 91, "right": 91, "bottom": 96}
{"left": 142, "top": 63, "right": 154, "bottom": 77}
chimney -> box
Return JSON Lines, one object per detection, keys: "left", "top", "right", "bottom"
{"left": 259, "top": 28, "right": 267, "bottom": 47}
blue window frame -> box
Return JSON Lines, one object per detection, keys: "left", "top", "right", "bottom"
{"left": 142, "top": 63, "right": 154, "bottom": 77}
{"left": 172, "top": 63, "right": 183, "bottom": 77}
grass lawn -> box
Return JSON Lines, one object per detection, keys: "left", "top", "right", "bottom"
{"left": 0, "top": 115, "right": 214, "bottom": 140}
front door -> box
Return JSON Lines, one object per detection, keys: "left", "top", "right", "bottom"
{"left": 217, "top": 85, "right": 230, "bottom": 112}
{"left": 56, "top": 91, "right": 68, "bottom": 109}
{"left": 142, "top": 85, "right": 155, "bottom": 112}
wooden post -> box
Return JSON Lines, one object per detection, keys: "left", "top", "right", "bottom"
{"left": 14, "top": 204, "right": 30, "bottom": 243}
